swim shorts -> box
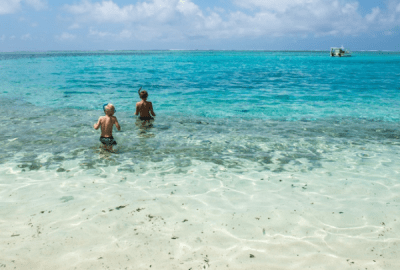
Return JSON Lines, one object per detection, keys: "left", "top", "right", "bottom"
{"left": 100, "top": 136, "right": 117, "bottom": 146}
{"left": 139, "top": 116, "right": 154, "bottom": 121}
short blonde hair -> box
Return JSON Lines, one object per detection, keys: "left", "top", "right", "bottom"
{"left": 105, "top": 104, "right": 115, "bottom": 111}
{"left": 104, "top": 103, "right": 115, "bottom": 115}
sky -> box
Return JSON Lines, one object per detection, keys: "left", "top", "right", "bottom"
{"left": 0, "top": 0, "right": 400, "bottom": 51}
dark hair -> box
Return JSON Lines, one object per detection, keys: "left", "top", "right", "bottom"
{"left": 139, "top": 90, "right": 148, "bottom": 99}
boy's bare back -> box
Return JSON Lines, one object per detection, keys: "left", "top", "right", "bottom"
{"left": 135, "top": 100, "right": 155, "bottom": 117}
{"left": 134, "top": 90, "right": 156, "bottom": 119}
{"left": 94, "top": 104, "right": 121, "bottom": 137}
{"left": 94, "top": 103, "right": 121, "bottom": 152}
{"left": 95, "top": 115, "right": 120, "bottom": 137}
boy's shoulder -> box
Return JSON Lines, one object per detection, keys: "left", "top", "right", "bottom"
{"left": 109, "top": 115, "right": 118, "bottom": 122}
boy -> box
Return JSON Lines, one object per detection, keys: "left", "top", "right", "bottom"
{"left": 94, "top": 103, "right": 121, "bottom": 152}
{"left": 134, "top": 89, "right": 156, "bottom": 124}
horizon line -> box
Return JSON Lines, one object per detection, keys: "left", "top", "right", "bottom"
{"left": 1, "top": 49, "right": 399, "bottom": 53}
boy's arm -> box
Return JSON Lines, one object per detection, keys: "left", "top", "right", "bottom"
{"left": 150, "top": 102, "right": 156, "bottom": 117}
{"left": 114, "top": 117, "right": 121, "bottom": 131}
{"left": 93, "top": 117, "right": 102, "bottom": 130}
{"left": 134, "top": 103, "right": 139, "bottom": 116}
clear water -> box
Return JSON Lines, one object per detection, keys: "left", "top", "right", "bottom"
{"left": 1, "top": 51, "right": 399, "bottom": 269}
{"left": 2, "top": 51, "right": 400, "bottom": 120}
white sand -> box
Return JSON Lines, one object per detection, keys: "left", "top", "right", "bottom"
{"left": 1, "top": 155, "right": 399, "bottom": 270}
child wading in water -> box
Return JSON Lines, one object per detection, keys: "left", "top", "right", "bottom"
{"left": 94, "top": 103, "right": 121, "bottom": 152}
{"left": 135, "top": 88, "right": 156, "bottom": 125}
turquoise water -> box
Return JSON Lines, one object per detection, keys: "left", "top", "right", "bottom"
{"left": 1, "top": 51, "right": 400, "bottom": 269}
{"left": 1, "top": 51, "right": 400, "bottom": 120}
{"left": 1, "top": 51, "right": 399, "bottom": 168}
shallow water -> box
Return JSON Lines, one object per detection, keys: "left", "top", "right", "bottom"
{"left": 1, "top": 51, "right": 400, "bottom": 269}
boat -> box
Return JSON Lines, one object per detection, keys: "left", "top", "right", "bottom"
{"left": 330, "top": 47, "right": 351, "bottom": 57}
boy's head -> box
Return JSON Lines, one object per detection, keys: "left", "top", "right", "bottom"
{"left": 139, "top": 90, "right": 148, "bottom": 100}
{"left": 103, "top": 103, "right": 115, "bottom": 116}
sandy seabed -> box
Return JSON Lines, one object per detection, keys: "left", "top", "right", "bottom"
{"left": 1, "top": 153, "right": 399, "bottom": 270}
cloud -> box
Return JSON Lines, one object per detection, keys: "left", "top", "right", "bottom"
{"left": 0, "top": 0, "right": 46, "bottom": 14}
{"left": 63, "top": 0, "right": 400, "bottom": 42}
{"left": 56, "top": 32, "right": 76, "bottom": 41}
{"left": 65, "top": 0, "right": 135, "bottom": 22}
{"left": 89, "top": 27, "right": 111, "bottom": 38}
{"left": 64, "top": 0, "right": 214, "bottom": 40}
{"left": 25, "top": 0, "right": 47, "bottom": 10}
{"left": 20, "top": 33, "right": 31, "bottom": 40}
{"left": 0, "top": 0, "right": 21, "bottom": 14}
{"left": 119, "top": 29, "right": 132, "bottom": 39}
{"left": 0, "top": 35, "right": 6, "bottom": 41}
{"left": 64, "top": 0, "right": 194, "bottom": 23}
{"left": 234, "top": 0, "right": 316, "bottom": 12}
{"left": 88, "top": 28, "right": 142, "bottom": 40}
{"left": 366, "top": 7, "right": 380, "bottom": 22}
{"left": 68, "top": 23, "right": 81, "bottom": 29}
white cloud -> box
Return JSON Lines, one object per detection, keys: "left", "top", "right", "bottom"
{"left": 0, "top": 35, "right": 6, "bottom": 41}
{"left": 10, "top": 35, "right": 16, "bottom": 40}
{"left": 63, "top": 0, "right": 400, "bottom": 42}
{"left": 0, "top": 0, "right": 21, "bottom": 14}
{"left": 68, "top": 23, "right": 81, "bottom": 29}
{"left": 0, "top": 0, "right": 46, "bottom": 14}
{"left": 64, "top": 0, "right": 186, "bottom": 23}
{"left": 234, "top": 0, "right": 314, "bottom": 12}
{"left": 65, "top": 0, "right": 135, "bottom": 22}
{"left": 119, "top": 29, "right": 132, "bottom": 39}
{"left": 20, "top": 33, "right": 31, "bottom": 40}
{"left": 25, "top": 0, "right": 47, "bottom": 10}
{"left": 88, "top": 27, "right": 144, "bottom": 40}
{"left": 56, "top": 32, "right": 76, "bottom": 41}
{"left": 89, "top": 27, "right": 112, "bottom": 37}
{"left": 366, "top": 7, "right": 380, "bottom": 22}
{"left": 342, "top": 2, "right": 359, "bottom": 14}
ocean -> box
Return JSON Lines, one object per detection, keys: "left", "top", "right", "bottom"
{"left": 1, "top": 51, "right": 399, "bottom": 269}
